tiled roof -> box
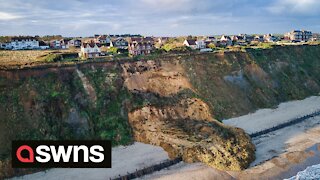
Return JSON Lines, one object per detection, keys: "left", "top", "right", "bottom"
{"left": 186, "top": 39, "right": 196, "bottom": 45}
{"left": 82, "top": 41, "right": 98, "bottom": 48}
{"left": 11, "top": 36, "right": 37, "bottom": 41}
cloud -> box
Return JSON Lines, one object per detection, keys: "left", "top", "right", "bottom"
{"left": 268, "top": 0, "right": 320, "bottom": 15}
{"left": 0, "top": 12, "right": 22, "bottom": 20}
{"left": 0, "top": 0, "right": 319, "bottom": 36}
{"left": 139, "top": 0, "right": 192, "bottom": 11}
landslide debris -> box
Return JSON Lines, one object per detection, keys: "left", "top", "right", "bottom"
{"left": 128, "top": 98, "right": 255, "bottom": 170}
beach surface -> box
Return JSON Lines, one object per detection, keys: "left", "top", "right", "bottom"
{"left": 11, "top": 96, "right": 320, "bottom": 180}
{"left": 142, "top": 96, "right": 320, "bottom": 180}
{"left": 11, "top": 142, "right": 169, "bottom": 180}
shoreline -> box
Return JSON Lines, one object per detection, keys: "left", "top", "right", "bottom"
{"left": 142, "top": 96, "right": 320, "bottom": 179}
{"left": 10, "top": 96, "right": 320, "bottom": 180}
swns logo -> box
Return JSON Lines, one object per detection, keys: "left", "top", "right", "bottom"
{"left": 12, "top": 140, "right": 111, "bottom": 168}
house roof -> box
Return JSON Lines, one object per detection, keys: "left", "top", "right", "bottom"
{"left": 130, "top": 37, "right": 154, "bottom": 43}
{"left": 159, "top": 37, "right": 170, "bottom": 40}
{"left": 39, "top": 41, "right": 48, "bottom": 46}
{"left": 11, "top": 36, "right": 37, "bottom": 41}
{"left": 221, "top": 35, "right": 231, "bottom": 40}
{"left": 82, "top": 41, "right": 99, "bottom": 48}
{"left": 96, "top": 35, "right": 110, "bottom": 40}
{"left": 186, "top": 39, "right": 196, "bottom": 45}
{"left": 130, "top": 37, "right": 143, "bottom": 42}
{"left": 129, "top": 41, "right": 152, "bottom": 47}
{"left": 144, "top": 37, "right": 154, "bottom": 42}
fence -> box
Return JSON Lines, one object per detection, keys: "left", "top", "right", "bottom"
{"left": 249, "top": 110, "right": 320, "bottom": 138}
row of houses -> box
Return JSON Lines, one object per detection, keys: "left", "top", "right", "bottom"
{"left": 79, "top": 37, "right": 155, "bottom": 58}
{"left": 1, "top": 30, "right": 315, "bottom": 58}
{"left": 183, "top": 30, "right": 314, "bottom": 50}
{"left": 183, "top": 33, "right": 281, "bottom": 50}
{"left": 0, "top": 37, "right": 83, "bottom": 50}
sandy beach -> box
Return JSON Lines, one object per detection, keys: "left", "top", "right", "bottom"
{"left": 142, "top": 96, "right": 320, "bottom": 180}
{"left": 224, "top": 96, "right": 320, "bottom": 134}
{"left": 11, "top": 142, "right": 169, "bottom": 180}
{"left": 10, "top": 96, "right": 320, "bottom": 180}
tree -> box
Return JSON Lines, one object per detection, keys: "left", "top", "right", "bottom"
{"left": 208, "top": 43, "right": 216, "bottom": 49}
{"left": 108, "top": 47, "right": 118, "bottom": 54}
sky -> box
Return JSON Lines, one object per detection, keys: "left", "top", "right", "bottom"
{"left": 0, "top": 0, "right": 319, "bottom": 36}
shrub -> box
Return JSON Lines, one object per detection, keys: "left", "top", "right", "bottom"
{"left": 43, "top": 53, "right": 63, "bottom": 62}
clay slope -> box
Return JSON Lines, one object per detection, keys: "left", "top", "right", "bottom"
{"left": 128, "top": 98, "right": 255, "bottom": 170}
{"left": 124, "top": 60, "right": 255, "bottom": 170}
{"left": 122, "top": 60, "right": 193, "bottom": 96}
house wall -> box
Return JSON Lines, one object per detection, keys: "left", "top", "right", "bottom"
{"left": 10, "top": 40, "right": 39, "bottom": 50}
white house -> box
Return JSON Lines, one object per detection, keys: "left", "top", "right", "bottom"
{"left": 183, "top": 39, "right": 197, "bottom": 49}
{"left": 196, "top": 40, "right": 206, "bottom": 49}
{"left": 79, "top": 41, "right": 101, "bottom": 59}
{"left": 8, "top": 37, "right": 39, "bottom": 50}
{"left": 263, "top": 34, "right": 277, "bottom": 42}
{"left": 0, "top": 42, "right": 11, "bottom": 49}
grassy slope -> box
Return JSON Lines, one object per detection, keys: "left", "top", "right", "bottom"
{"left": 181, "top": 45, "right": 320, "bottom": 119}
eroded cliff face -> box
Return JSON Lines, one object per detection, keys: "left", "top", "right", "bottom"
{"left": 122, "top": 60, "right": 193, "bottom": 96}
{"left": 0, "top": 46, "right": 320, "bottom": 178}
{"left": 128, "top": 98, "right": 255, "bottom": 170}
{"left": 122, "top": 59, "right": 255, "bottom": 170}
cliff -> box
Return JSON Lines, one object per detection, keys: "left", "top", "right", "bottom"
{"left": 0, "top": 45, "right": 319, "bottom": 178}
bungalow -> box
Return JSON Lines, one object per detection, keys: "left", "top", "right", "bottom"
{"left": 183, "top": 39, "right": 197, "bottom": 49}
{"left": 79, "top": 41, "right": 101, "bottom": 59}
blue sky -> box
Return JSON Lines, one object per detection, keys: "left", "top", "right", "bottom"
{"left": 0, "top": 0, "right": 319, "bottom": 36}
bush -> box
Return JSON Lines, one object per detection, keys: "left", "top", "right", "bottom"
{"left": 170, "top": 46, "right": 192, "bottom": 53}
{"left": 108, "top": 47, "right": 118, "bottom": 54}
{"left": 208, "top": 43, "right": 216, "bottom": 49}
{"left": 43, "top": 53, "right": 63, "bottom": 62}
